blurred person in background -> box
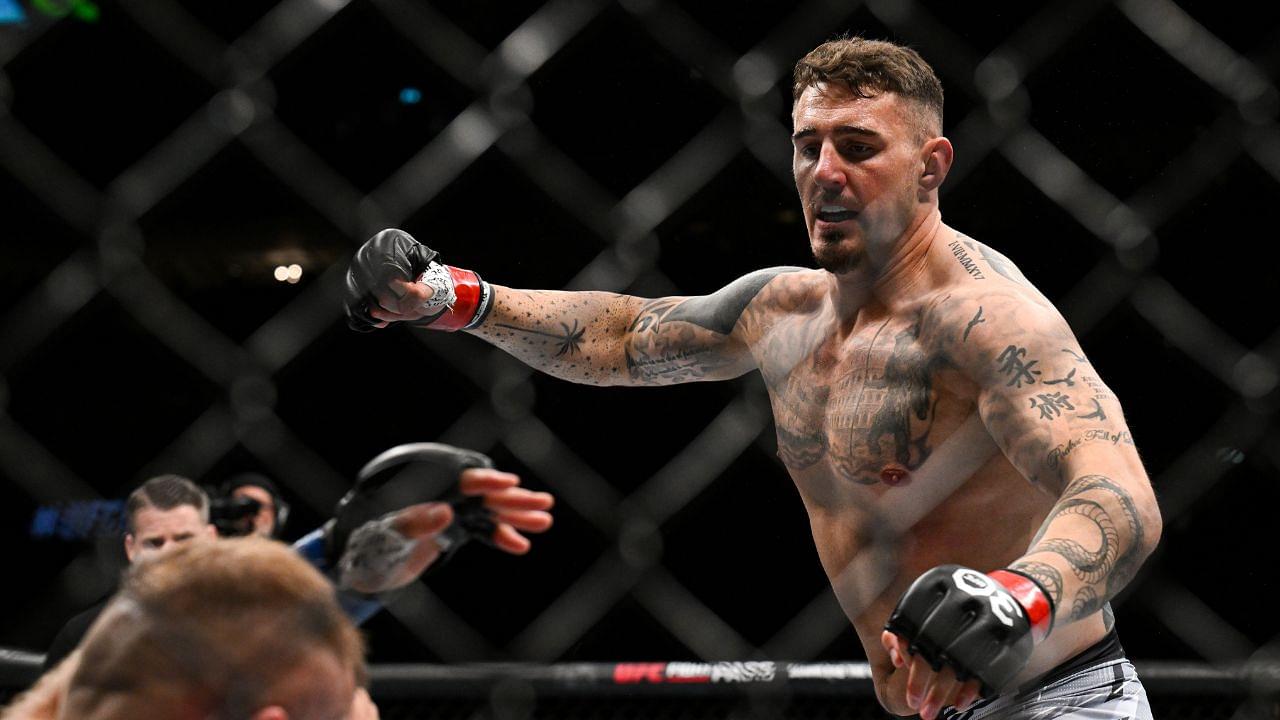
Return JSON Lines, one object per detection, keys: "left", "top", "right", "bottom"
{"left": 344, "top": 36, "right": 1161, "bottom": 720}
{"left": 5, "top": 537, "right": 379, "bottom": 720}
{"left": 44, "top": 475, "right": 215, "bottom": 670}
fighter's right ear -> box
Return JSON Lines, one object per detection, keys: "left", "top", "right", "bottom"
{"left": 918, "top": 136, "right": 954, "bottom": 195}
{"left": 124, "top": 533, "right": 137, "bottom": 563}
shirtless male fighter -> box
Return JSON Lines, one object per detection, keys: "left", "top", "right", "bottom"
{"left": 345, "top": 37, "right": 1162, "bottom": 719}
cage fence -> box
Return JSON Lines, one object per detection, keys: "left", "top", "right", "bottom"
{"left": 1, "top": 0, "right": 1279, "bottom": 717}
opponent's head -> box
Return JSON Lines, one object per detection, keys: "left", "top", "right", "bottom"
{"left": 791, "top": 37, "right": 952, "bottom": 274}
{"left": 124, "top": 475, "right": 216, "bottom": 563}
{"left": 65, "top": 537, "right": 365, "bottom": 720}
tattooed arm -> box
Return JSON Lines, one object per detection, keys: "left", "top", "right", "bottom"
{"left": 949, "top": 292, "right": 1162, "bottom": 630}
{"left": 466, "top": 268, "right": 806, "bottom": 386}
{"left": 348, "top": 230, "right": 805, "bottom": 386}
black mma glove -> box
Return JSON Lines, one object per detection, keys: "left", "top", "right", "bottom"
{"left": 884, "top": 564, "right": 1055, "bottom": 697}
{"left": 325, "top": 442, "right": 499, "bottom": 591}
{"left": 344, "top": 228, "right": 493, "bottom": 333}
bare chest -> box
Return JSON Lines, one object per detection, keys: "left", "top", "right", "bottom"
{"left": 764, "top": 316, "right": 971, "bottom": 487}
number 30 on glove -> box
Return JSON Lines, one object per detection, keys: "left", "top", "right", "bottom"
{"left": 884, "top": 564, "right": 1056, "bottom": 696}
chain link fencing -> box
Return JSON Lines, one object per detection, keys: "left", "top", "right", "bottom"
{"left": 1, "top": 0, "right": 1278, "bottom": 716}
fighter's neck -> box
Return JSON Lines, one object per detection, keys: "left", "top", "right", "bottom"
{"left": 828, "top": 209, "right": 948, "bottom": 329}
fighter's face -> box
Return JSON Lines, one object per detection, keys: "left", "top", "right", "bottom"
{"left": 125, "top": 506, "right": 215, "bottom": 563}
{"left": 792, "top": 85, "right": 927, "bottom": 274}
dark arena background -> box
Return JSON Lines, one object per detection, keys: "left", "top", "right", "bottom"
{"left": 2, "top": 0, "right": 1279, "bottom": 717}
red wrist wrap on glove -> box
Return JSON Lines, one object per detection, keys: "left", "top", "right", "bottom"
{"left": 428, "top": 266, "right": 490, "bottom": 332}
{"left": 988, "top": 570, "right": 1054, "bottom": 644}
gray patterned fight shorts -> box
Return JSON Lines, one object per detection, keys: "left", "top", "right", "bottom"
{"left": 942, "top": 659, "right": 1151, "bottom": 720}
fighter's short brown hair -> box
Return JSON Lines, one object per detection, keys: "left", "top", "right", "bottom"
{"left": 793, "top": 36, "right": 944, "bottom": 140}
{"left": 65, "top": 537, "right": 366, "bottom": 719}
{"left": 124, "top": 474, "right": 209, "bottom": 533}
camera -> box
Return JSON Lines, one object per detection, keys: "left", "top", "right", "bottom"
{"left": 209, "top": 495, "right": 262, "bottom": 538}
{"left": 210, "top": 473, "right": 291, "bottom": 539}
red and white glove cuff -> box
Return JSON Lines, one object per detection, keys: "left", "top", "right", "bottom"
{"left": 416, "top": 264, "right": 493, "bottom": 332}
{"left": 988, "top": 569, "right": 1055, "bottom": 644}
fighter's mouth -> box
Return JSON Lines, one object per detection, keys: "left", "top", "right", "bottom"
{"left": 815, "top": 204, "right": 858, "bottom": 223}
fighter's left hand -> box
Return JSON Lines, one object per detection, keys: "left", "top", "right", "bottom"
{"left": 880, "top": 564, "right": 1055, "bottom": 719}
{"left": 340, "top": 469, "right": 553, "bottom": 593}
{"left": 881, "top": 630, "right": 982, "bottom": 719}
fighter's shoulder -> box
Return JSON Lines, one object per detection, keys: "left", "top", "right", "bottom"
{"left": 732, "top": 266, "right": 826, "bottom": 313}
{"left": 691, "top": 265, "right": 823, "bottom": 317}
{"left": 921, "top": 276, "right": 1079, "bottom": 369}
{"left": 658, "top": 267, "right": 817, "bottom": 338}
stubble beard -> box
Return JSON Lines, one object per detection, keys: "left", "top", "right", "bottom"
{"left": 812, "top": 229, "right": 866, "bottom": 275}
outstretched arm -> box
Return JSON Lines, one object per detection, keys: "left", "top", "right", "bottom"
{"left": 468, "top": 269, "right": 798, "bottom": 386}
{"left": 347, "top": 228, "right": 801, "bottom": 387}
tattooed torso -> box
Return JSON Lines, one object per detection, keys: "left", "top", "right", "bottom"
{"left": 745, "top": 269, "right": 996, "bottom": 488}
{"left": 733, "top": 241, "right": 1114, "bottom": 685}
{"left": 765, "top": 309, "right": 958, "bottom": 485}
{"left": 475, "top": 230, "right": 1139, "bottom": 686}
